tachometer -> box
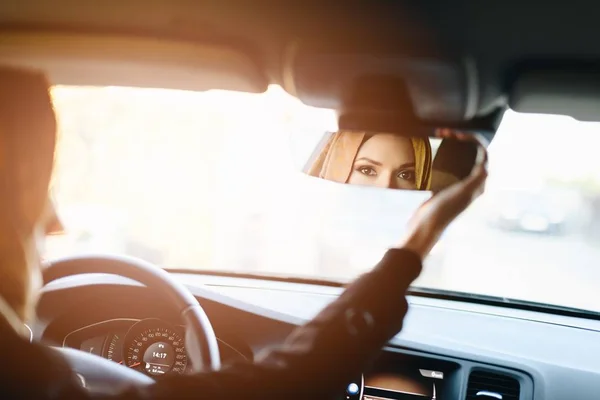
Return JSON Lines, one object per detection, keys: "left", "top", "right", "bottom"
{"left": 123, "top": 319, "right": 187, "bottom": 376}
{"left": 106, "top": 333, "right": 124, "bottom": 363}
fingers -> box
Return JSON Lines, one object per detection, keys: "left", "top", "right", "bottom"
{"left": 463, "top": 154, "right": 488, "bottom": 197}
{"left": 435, "top": 128, "right": 471, "bottom": 141}
{"left": 435, "top": 127, "right": 489, "bottom": 178}
{"left": 435, "top": 128, "right": 485, "bottom": 145}
{"left": 430, "top": 156, "right": 488, "bottom": 225}
{"left": 399, "top": 129, "right": 489, "bottom": 257}
{"left": 447, "top": 164, "right": 487, "bottom": 212}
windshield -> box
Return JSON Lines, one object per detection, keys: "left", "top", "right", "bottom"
{"left": 46, "top": 85, "right": 600, "bottom": 313}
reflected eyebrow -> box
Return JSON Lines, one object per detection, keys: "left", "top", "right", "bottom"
{"left": 355, "top": 157, "right": 382, "bottom": 166}
{"left": 354, "top": 157, "right": 415, "bottom": 170}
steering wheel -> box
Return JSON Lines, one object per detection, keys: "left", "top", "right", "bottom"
{"left": 43, "top": 255, "right": 221, "bottom": 391}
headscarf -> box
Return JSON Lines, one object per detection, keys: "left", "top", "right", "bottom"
{"left": 0, "top": 66, "right": 57, "bottom": 327}
{"left": 308, "top": 131, "right": 432, "bottom": 190}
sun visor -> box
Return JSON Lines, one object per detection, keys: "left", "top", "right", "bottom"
{"left": 286, "top": 52, "right": 469, "bottom": 122}
{"left": 0, "top": 32, "right": 268, "bottom": 93}
{"left": 510, "top": 70, "right": 600, "bottom": 121}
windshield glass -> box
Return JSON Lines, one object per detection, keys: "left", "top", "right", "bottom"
{"left": 46, "top": 85, "right": 600, "bottom": 313}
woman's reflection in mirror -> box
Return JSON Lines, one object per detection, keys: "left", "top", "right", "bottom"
{"left": 308, "top": 131, "right": 432, "bottom": 190}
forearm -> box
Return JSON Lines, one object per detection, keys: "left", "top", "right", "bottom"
{"left": 252, "top": 248, "right": 422, "bottom": 395}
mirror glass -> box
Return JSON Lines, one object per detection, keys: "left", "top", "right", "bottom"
{"left": 302, "top": 130, "right": 484, "bottom": 193}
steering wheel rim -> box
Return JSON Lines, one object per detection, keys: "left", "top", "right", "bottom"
{"left": 43, "top": 254, "right": 221, "bottom": 373}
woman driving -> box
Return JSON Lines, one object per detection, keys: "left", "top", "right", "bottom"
{"left": 0, "top": 66, "right": 486, "bottom": 399}
{"left": 308, "top": 131, "right": 432, "bottom": 190}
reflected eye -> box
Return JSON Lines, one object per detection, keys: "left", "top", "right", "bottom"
{"left": 397, "top": 169, "right": 415, "bottom": 182}
{"left": 357, "top": 166, "right": 377, "bottom": 176}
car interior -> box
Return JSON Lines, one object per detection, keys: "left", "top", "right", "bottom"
{"left": 1, "top": 1, "right": 600, "bottom": 399}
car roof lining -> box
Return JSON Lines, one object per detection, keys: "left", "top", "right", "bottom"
{"left": 2, "top": 1, "right": 600, "bottom": 130}
{"left": 0, "top": 32, "right": 268, "bottom": 94}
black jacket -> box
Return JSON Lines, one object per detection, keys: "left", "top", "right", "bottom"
{"left": 0, "top": 249, "right": 421, "bottom": 399}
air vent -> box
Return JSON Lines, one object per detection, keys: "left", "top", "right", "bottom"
{"left": 466, "top": 370, "right": 520, "bottom": 400}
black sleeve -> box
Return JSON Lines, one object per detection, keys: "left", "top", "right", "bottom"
{"left": 30, "top": 248, "right": 422, "bottom": 400}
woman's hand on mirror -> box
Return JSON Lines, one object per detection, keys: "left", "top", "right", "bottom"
{"left": 398, "top": 131, "right": 488, "bottom": 259}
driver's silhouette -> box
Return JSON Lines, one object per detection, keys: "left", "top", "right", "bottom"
{"left": 0, "top": 66, "right": 486, "bottom": 399}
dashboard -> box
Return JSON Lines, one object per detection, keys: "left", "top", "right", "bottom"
{"left": 61, "top": 315, "right": 453, "bottom": 399}
{"left": 59, "top": 315, "right": 452, "bottom": 399}
{"left": 37, "top": 272, "right": 600, "bottom": 399}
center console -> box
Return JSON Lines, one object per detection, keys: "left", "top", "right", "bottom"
{"left": 342, "top": 347, "right": 530, "bottom": 400}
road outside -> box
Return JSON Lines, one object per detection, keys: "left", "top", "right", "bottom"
{"left": 417, "top": 204, "right": 600, "bottom": 313}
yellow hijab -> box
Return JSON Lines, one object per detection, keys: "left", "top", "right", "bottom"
{"left": 308, "top": 131, "right": 432, "bottom": 190}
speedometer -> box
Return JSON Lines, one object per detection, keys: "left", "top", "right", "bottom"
{"left": 123, "top": 319, "right": 188, "bottom": 376}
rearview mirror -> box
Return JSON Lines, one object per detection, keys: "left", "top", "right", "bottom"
{"left": 302, "top": 129, "right": 487, "bottom": 193}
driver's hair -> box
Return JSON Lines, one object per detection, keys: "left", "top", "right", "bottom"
{"left": 0, "top": 66, "right": 56, "bottom": 329}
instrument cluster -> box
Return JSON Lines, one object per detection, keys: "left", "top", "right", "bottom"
{"left": 64, "top": 318, "right": 249, "bottom": 377}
